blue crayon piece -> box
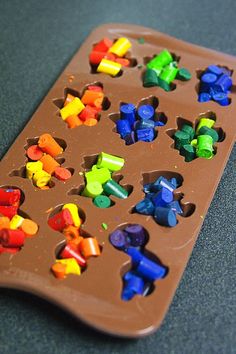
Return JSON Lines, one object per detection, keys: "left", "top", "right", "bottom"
{"left": 122, "top": 273, "right": 145, "bottom": 301}
{"left": 198, "top": 92, "right": 211, "bottom": 102}
{"left": 126, "top": 247, "right": 143, "bottom": 266}
{"left": 135, "top": 198, "right": 155, "bottom": 215}
{"left": 200, "top": 73, "right": 217, "bottom": 92}
{"left": 170, "top": 177, "right": 179, "bottom": 189}
{"left": 212, "top": 92, "right": 230, "bottom": 106}
{"left": 206, "top": 65, "right": 223, "bottom": 77}
{"left": 154, "top": 207, "right": 177, "bottom": 227}
{"left": 120, "top": 103, "right": 136, "bottom": 127}
{"left": 214, "top": 74, "right": 232, "bottom": 93}
{"left": 135, "top": 119, "right": 155, "bottom": 130}
{"left": 155, "top": 120, "right": 165, "bottom": 127}
{"left": 167, "top": 200, "right": 183, "bottom": 214}
{"left": 136, "top": 128, "right": 155, "bottom": 142}
{"left": 151, "top": 187, "right": 173, "bottom": 207}
{"left": 136, "top": 257, "right": 166, "bottom": 281}
{"left": 137, "top": 105, "right": 155, "bottom": 120}
{"left": 116, "top": 119, "right": 131, "bottom": 138}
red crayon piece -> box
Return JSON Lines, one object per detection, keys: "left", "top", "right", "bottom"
{"left": 0, "top": 206, "right": 18, "bottom": 218}
{"left": 115, "top": 58, "right": 130, "bottom": 67}
{"left": 0, "top": 229, "right": 25, "bottom": 247}
{"left": 60, "top": 243, "right": 86, "bottom": 267}
{"left": 79, "top": 105, "right": 98, "bottom": 121}
{"left": 26, "top": 145, "right": 43, "bottom": 161}
{"left": 93, "top": 37, "right": 113, "bottom": 52}
{"left": 0, "top": 245, "right": 20, "bottom": 254}
{"left": 87, "top": 85, "right": 103, "bottom": 92}
{"left": 0, "top": 188, "right": 21, "bottom": 206}
{"left": 54, "top": 167, "right": 72, "bottom": 181}
{"left": 48, "top": 209, "right": 73, "bottom": 231}
{"left": 89, "top": 51, "right": 116, "bottom": 65}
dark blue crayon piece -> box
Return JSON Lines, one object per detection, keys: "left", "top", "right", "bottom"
{"left": 136, "top": 128, "right": 155, "bottom": 142}
{"left": 155, "top": 120, "right": 165, "bottom": 127}
{"left": 198, "top": 92, "right": 211, "bottom": 102}
{"left": 124, "top": 131, "right": 136, "bottom": 145}
{"left": 120, "top": 103, "right": 136, "bottom": 127}
{"left": 214, "top": 74, "right": 232, "bottom": 93}
{"left": 116, "top": 119, "right": 131, "bottom": 138}
{"left": 126, "top": 247, "right": 143, "bottom": 266}
{"left": 135, "top": 198, "right": 155, "bottom": 215}
{"left": 167, "top": 200, "right": 183, "bottom": 214}
{"left": 154, "top": 206, "right": 177, "bottom": 227}
{"left": 151, "top": 187, "right": 174, "bottom": 207}
{"left": 212, "top": 92, "right": 230, "bottom": 106}
{"left": 137, "top": 105, "right": 155, "bottom": 121}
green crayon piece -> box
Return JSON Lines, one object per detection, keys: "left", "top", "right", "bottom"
{"left": 198, "top": 126, "right": 219, "bottom": 143}
{"left": 143, "top": 68, "right": 159, "bottom": 87}
{"left": 159, "top": 64, "right": 178, "bottom": 84}
{"left": 103, "top": 179, "right": 128, "bottom": 199}
{"left": 180, "top": 144, "right": 196, "bottom": 162}
{"left": 177, "top": 68, "right": 192, "bottom": 81}
{"left": 93, "top": 195, "right": 111, "bottom": 208}
{"left": 196, "top": 135, "right": 214, "bottom": 159}
{"left": 174, "top": 130, "right": 190, "bottom": 150}
{"left": 181, "top": 124, "right": 195, "bottom": 140}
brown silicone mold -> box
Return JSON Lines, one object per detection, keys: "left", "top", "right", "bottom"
{"left": 0, "top": 24, "right": 236, "bottom": 338}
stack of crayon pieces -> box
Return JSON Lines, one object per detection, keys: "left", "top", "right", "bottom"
{"left": 81, "top": 152, "right": 129, "bottom": 208}
{"left": 0, "top": 188, "right": 38, "bottom": 254}
{"left": 173, "top": 117, "right": 219, "bottom": 161}
{"left": 89, "top": 37, "right": 132, "bottom": 76}
{"left": 109, "top": 224, "right": 166, "bottom": 301}
{"left": 59, "top": 85, "right": 105, "bottom": 128}
{"left": 26, "top": 133, "right": 72, "bottom": 189}
{"left": 49, "top": 203, "right": 101, "bottom": 279}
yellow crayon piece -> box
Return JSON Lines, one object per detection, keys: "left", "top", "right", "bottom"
{"left": 33, "top": 170, "right": 51, "bottom": 188}
{"left": 108, "top": 37, "right": 131, "bottom": 57}
{"left": 97, "top": 59, "right": 122, "bottom": 76}
{"left": 62, "top": 203, "right": 81, "bottom": 227}
{"left": 10, "top": 214, "right": 24, "bottom": 230}
{"left": 60, "top": 97, "right": 85, "bottom": 121}
{"left": 56, "top": 258, "right": 81, "bottom": 276}
{"left": 26, "top": 161, "right": 43, "bottom": 179}
{"left": 196, "top": 118, "right": 215, "bottom": 134}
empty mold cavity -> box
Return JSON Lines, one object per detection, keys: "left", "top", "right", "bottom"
{"left": 53, "top": 83, "right": 111, "bottom": 129}
{"left": 131, "top": 171, "right": 195, "bottom": 226}
{"left": 142, "top": 51, "right": 189, "bottom": 92}
{"left": 9, "top": 135, "right": 72, "bottom": 190}
{"left": 69, "top": 153, "right": 133, "bottom": 208}
{"left": 196, "top": 65, "right": 234, "bottom": 106}
{"left": 109, "top": 96, "right": 167, "bottom": 146}
{"left": 48, "top": 204, "right": 102, "bottom": 279}
{"left": 167, "top": 113, "right": 225, "bottom": 162}
{"left": 109, "top": 223, "right": 168, "bottom": 301}
{"left": 0, "top": 186, "right": 39, "bottom": 255}
{"left": 89, "top": 38, "right": 137, "bottom": 77}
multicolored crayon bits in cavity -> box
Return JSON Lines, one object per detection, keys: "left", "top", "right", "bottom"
{"left": 89, "top": 37, "right": 132, "bottom": 76}
{"left": 49, "top": 203, "right": 101, "bottom": 279}
{"left": 25, "top": 133, "right": 72, "bottom": 189}
{"left": 0, "top": 187, "right": 39, "bottom": 255}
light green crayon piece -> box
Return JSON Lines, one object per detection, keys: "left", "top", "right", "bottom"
{"left": 82, "top": 181, "right": 103, "bottom": 198}
{"left": 196, "top": 135, "right": 214, "bottom": 159}
{"left": 85, "top": 166, "right": 111, "bottom": 184}
{"left": 196, "top": 118, "right": 215, "bottom": 134}
{"left": 96, "top": 152, "right": 125, "bottom": 172}
{"left": 147, "top": 49, "right": 173, "bottom": 70}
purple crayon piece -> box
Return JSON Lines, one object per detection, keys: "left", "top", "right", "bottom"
{"left": 109, "top": 229, "right": 129, "bottom": 249}
{"left": 125, "top": 224, "right": 147, "bottom": 247}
